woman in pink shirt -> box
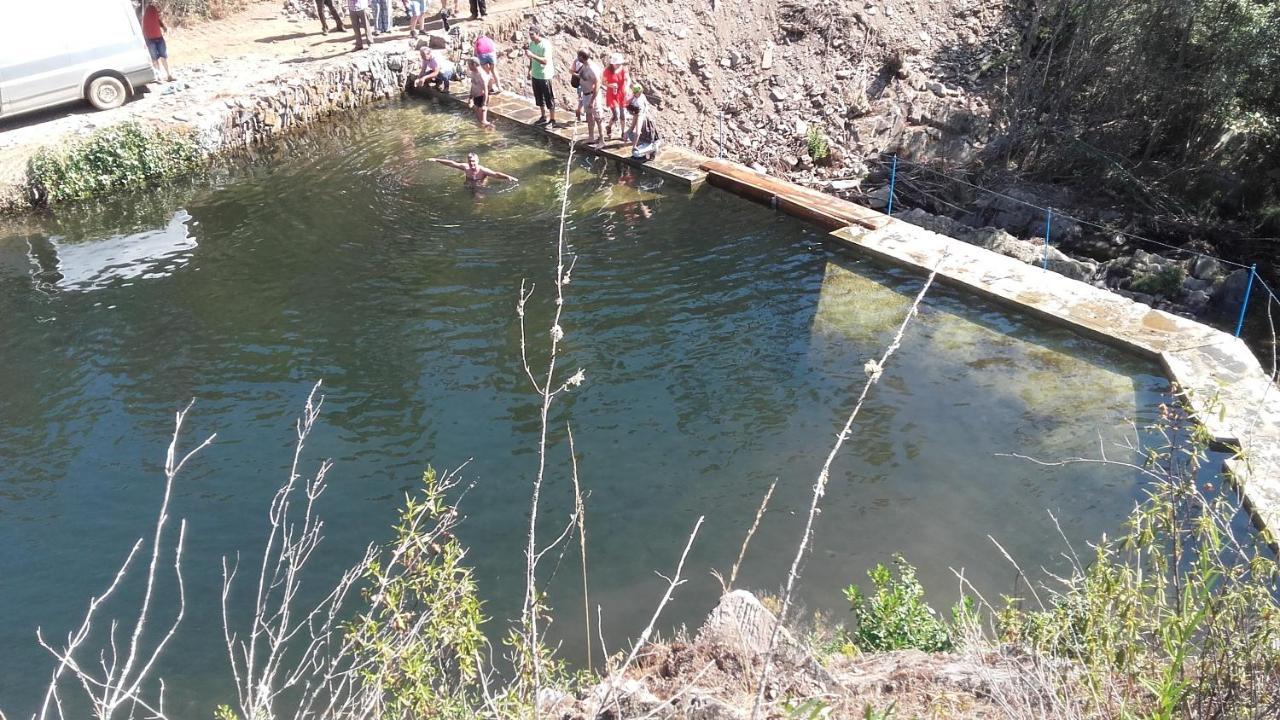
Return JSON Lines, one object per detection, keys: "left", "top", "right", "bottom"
{"left": 473, "top": 35, "right": 501, "bottom": 94}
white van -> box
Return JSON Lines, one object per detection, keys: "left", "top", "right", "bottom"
{"left": 0, "top": 0, "right": 157, "bottom": 120}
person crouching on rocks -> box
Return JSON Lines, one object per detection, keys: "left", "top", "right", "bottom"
{"left": 415, "top": 43, "right": 459, "bottom": 92}
{"left": 625, "top": 83, "right": 660, "bottom": 160}
{"left": 467, "top": 58, "right": 495, "bottom": 130}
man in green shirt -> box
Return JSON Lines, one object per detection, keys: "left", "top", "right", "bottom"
{"left": 525, "top": 27, "right": 557, "bottom": 125}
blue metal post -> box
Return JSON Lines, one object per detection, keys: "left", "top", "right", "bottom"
{"left": 1235, "top": 263, "right": 1257, "bottom": 337}
{"left": 1043, "top": 208, "right": 1052, "bottom": 271}
{"left": 886, "top": 155, "right": 898, "bottom": 216}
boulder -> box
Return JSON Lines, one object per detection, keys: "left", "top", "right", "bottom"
{"left": 1212, "top": 267, "right": 1253, "bottom": 314}
{"left": 1191, "top": 255, "right": 1222, "bottom": 280}
{"left": 975, "top": 228, "right": 1098, "bottom": 281}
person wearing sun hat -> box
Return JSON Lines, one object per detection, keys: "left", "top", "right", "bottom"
{"left": 602, "top": 52, "right": 630, "bottom": 140}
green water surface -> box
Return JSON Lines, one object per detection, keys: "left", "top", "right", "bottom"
{"left": 0, "top": 102, "right": 1168, "bottom": 714}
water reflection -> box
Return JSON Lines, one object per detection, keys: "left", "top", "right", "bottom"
{"left": 32, "top": 209, "right": 196, "bottom": 290}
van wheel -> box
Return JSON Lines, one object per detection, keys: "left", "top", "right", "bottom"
{"left": 87, "top": 76, "right": 128, "bottom": 110}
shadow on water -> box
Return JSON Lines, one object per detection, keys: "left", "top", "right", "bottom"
{"left": 0, "top": 100, "right": 1191, "bottom": 716}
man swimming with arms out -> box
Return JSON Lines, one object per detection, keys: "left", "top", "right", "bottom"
{"left": 428, "top": 152, "right": 518, "bottom": 186}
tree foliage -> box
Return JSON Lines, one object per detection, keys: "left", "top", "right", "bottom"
{"left": 1004, "top": 0, "right": 1280, "bottom": 224}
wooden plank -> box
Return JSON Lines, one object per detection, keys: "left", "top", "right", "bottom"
{"left": 700, "top": 158, "right": 887, "bottom": 231}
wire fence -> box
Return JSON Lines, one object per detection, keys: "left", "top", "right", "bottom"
{"left": 874, "top": 154, "right": 1280, "bottom": 355}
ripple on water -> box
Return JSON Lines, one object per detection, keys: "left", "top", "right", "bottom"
{"left": 0, "top": 102, "right": 1176, "bottom": 716}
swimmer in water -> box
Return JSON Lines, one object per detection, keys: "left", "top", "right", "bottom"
{"left": 428, "top": 152, "right": 518, "bottom": 186}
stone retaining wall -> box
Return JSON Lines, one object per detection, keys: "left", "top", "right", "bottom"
{"left": 179, "top": 51, "right": 409, "bottom": 153}
{"left": 2, "top": 49, "right": 411, "bottom": 212}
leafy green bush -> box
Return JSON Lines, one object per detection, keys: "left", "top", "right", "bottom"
{"left": 805, "top": 126, "right": 829, "bottom": 163}
{"left": 843, "top": 555, "right": 954, "bottom": 652}
{"left": 153, "top": 0, "right": 246, "bottom": 22}
{"left": 1129, "top": 266, "right": 1186, "bottom": 296}
{"left": 26, "top": 122, "right": 202, "bottom": 204}
{"left": 344, "top": 468, "right": 488, "bottom": 719}
{"left": 998, "top": 400, "right": 1280, "bottom": 717}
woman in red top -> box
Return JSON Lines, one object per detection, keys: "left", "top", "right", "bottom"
{"left": 140, "top": 1, "right": 174, "bottom": 82}
{"left": 602, "top": 53, "right": 630, "bottom": 140}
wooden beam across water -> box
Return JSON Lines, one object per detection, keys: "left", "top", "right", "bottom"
{"left": 700, "top": 158, "right": 888, "bottom": 232}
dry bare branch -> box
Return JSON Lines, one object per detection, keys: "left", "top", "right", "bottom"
{"left": 34, "top": 401, "right": 213, "bottom": 720}
{"left": 751, "top": 262, "right": 944, "bottom": 719}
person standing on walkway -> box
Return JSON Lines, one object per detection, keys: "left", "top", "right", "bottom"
{"left": 474, "top": 34, "right": 501, "bottom": 93}
{"left": 526, "top": 27, "right": 557, "bottom": 126}
{"left": 467, "top": 58, "right": 495, "bottom": 130}
{"left": 403, "top": 0, "right": 427, "bottom": 37}
{"left": 602, "top": 53, "right": 630, "bottom": 140}
{"left": 576, "top": 48, "right": 605, "bottom": 146}
{"left": 315, "top": 0, "right": 345, "bottom": 34}
{"left": 140, "top": 1, "right": 174, "bottom": 82}
{"left": 469, "top": 0, "right": 486, "bottom": 19}
{"left": 348, "top": 0, "right": 374, "bottom": 49}
{"left": 438, "top": 0, "right": 457, "bottom": 30}
{"left": 371, "top": 0, "right": 392, "bottom": 36}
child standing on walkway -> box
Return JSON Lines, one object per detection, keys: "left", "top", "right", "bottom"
{"left": 467, "top": 58, "right": 495, "bottom": 130}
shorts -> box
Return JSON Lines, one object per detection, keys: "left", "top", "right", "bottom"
{"left": 405, "top": 0, "right": 424, "bottom": 15}
{"left": 531, "top": 78, "right": 555, "bottom": 109}
{"left": 146, "top": 37, "right": 167, "bottom": 60}
{"left": 476, "top": 51, "right": 496, "bottom": 66}
{"left": 471, "top": 94, "right": 486, "bottom": 107}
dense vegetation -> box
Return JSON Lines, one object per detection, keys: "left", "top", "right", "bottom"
{"left": 1003, "top": 0, "right": 1280, "bottom": 237}
{"left": 834, "top": 400, "right": 1280, "bottom": 718}
{"left": 26, "top": 122, "right": 201, "bottom": 204}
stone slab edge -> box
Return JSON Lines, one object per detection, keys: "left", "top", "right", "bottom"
{"left": 684, "top": 158, "right": 1280, "bottom": 548}
{"left": 419, "top": 85, "right": 708, "bottom": 189}
{"left": 826, "top": 220, "right": 1279, "bottom": 548}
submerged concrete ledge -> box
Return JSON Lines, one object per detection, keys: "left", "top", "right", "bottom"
{"left": 696, "top": 157, "right": 1280, "bottom": 548}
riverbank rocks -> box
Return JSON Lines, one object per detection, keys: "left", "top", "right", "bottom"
{"left": 558, "top": 589, "right": 1046, "bottom": 719}
{"left": 896, "top": 207, "right": 1098, "bottom": 281}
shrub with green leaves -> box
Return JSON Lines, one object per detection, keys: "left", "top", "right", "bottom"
{"left": 805, "top": 126, "right": 829, "bottom": 163}
{"left": 1129, "top": 266, "right": 1186, "bottom": 296}
{"left": 26, "top": 122, "right": 201, "bottom": 204}
{"left": 843, "top": 555, "right": 954, "bottom": 652}
{"left": 343, "top": 468, "right": 488, "bottom": 719}
{"left": 998, "top": 400, "right": 1280, "bottom": 718}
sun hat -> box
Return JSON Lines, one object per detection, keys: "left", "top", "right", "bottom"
{"left": 630, "top": 82, "right": 643, "bottom": 94}
{"left": 609, "top": 52, "right": 626, "bottom": 65}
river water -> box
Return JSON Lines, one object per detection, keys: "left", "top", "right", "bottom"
{"left": 0, "top": 102, "right": 1169, "bottom": 714}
